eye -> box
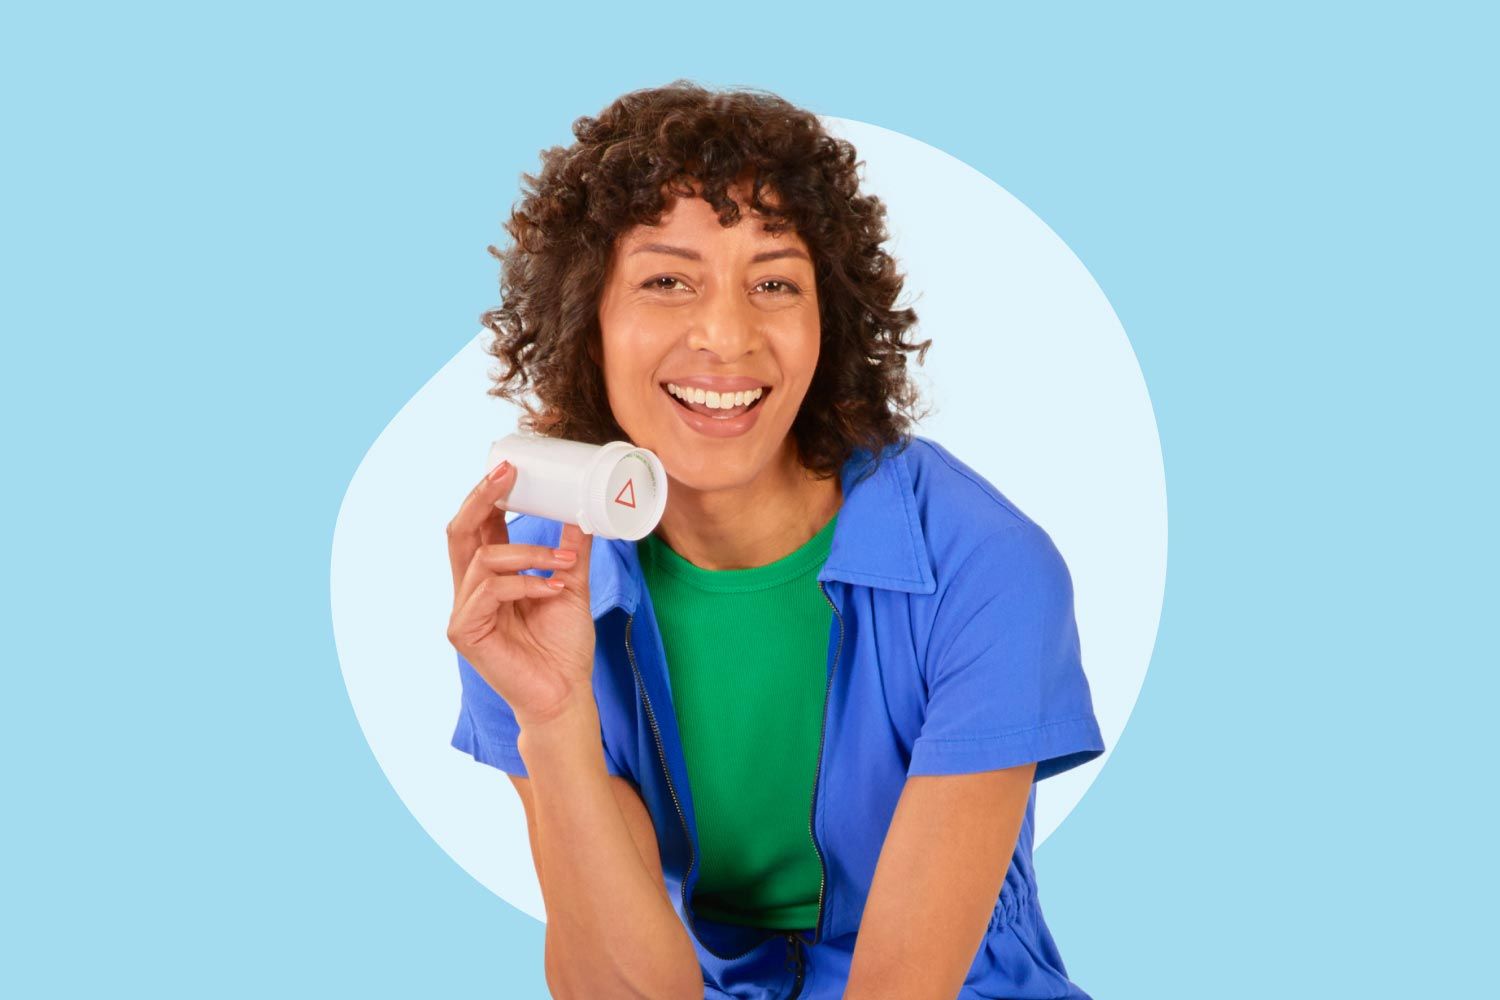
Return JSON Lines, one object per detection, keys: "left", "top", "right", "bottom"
{"left": 641, "top": 276, "right": 688, "bottom": 292}
{"left": 755, "top": 279, "right": 801, "bottom": 295}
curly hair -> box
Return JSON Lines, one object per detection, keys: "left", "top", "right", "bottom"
{"left": 481, "top": 78, "right": 933, "bottom": 485}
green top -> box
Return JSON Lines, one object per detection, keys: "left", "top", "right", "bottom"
{"left": 637, "top": 513, "right": 839, "bottom": 930}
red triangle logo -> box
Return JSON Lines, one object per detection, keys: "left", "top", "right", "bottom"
{"left": 613, "top": 478, "right": 637, "bottom": 508}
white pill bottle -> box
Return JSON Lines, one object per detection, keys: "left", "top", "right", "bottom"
{"left": 485, "top": 432, "right": 668, "bottom": 541}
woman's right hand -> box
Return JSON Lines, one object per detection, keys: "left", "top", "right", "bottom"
{"left": 446, "top": 460, "right": 598, "bottom": 730}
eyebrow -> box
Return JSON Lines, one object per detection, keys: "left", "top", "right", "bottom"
{"left": 627, "top": 242, "right": 811, "bottom": 264}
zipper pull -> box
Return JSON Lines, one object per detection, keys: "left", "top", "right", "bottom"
{"left": 784, "top": 932, "right": 807, "bottom": 998}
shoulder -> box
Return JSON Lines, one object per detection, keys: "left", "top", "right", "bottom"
{"left": 896, "top": 435, "right": 1040, "bottom": 529}
{"left": 500, "top": 512, "right": 562, "bottom": 547}
{"left": 501, "top": 515, "right": 555, "bottom": 548}
{"left": 890, "top": 435, "right": 1064, "bottom": 589}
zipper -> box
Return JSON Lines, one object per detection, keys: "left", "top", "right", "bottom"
{"left": 805, "top": 579, "right": 846, "bottom": 948}
{"left": 784, "top": 932, "right": 806, "bottom": 999}
{"left": 623, "top": 611, "right": 774, "bottom": 963}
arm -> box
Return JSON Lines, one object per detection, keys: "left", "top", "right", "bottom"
{"left": 842, "top": 762, "right": 1036, "bottom": 1000}
{"left": 511, "top": 699, "right": 703, "bottom": 1000}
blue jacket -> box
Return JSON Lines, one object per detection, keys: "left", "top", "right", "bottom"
{"left": 452, "top": 435, "right": 1106, "bottom": 999}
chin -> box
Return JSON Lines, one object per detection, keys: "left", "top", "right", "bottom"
{"left": 655, "top": 432, "right": 783, "bottom": 488}
{"left": 662, "top": 452, "right": 759, "bottom": 490}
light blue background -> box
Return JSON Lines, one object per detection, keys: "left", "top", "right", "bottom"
{"left": 5, "top": 3, "right": 1494, "bottom": 997}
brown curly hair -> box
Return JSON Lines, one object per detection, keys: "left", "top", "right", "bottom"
{"left": 481, "top": 79, "right": 933, "bottom": 485}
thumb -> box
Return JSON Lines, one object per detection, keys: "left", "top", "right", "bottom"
{"left": 555, "top": 520, "right": 593, "bottom": 591}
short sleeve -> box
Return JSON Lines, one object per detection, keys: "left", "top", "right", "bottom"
{"left": 908, "top": 524, "right": 1105, "bottom": 781}
{"left": 450, "top": 650, "right": 632, "bottom": 780}
{"left": 448, "top": 515, "right": 631, "bottom": 781}
{"left": 449, "top": 649, "right": 529, "bottom": 775}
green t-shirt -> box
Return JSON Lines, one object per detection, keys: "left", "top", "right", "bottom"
{"left": 637, "top": 513, "right": 838, "bottom": 930}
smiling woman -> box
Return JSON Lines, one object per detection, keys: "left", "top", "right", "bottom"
{"left": 595, "top": 180, "right": 827, "bottom": 508}
{"left": 478, "top": 83, "right": 931, "bottom": 495}
{"left": 447, "top": 78, "right": 1105, "bottom": 1000}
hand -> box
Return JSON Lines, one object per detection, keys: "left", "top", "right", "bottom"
{"left": 445, "top": 459, "right": 597, "bottom": 729}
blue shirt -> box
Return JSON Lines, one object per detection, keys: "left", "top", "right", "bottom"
{"left": 451, "top": 434, "right": 1106, "bottom": 999}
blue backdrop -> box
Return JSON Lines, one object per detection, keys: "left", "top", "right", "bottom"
{"left": 5, "top": 2, "right": 1493, "bottom": 997}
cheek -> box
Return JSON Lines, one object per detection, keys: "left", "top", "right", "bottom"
{"left": 603, "top": 310, "right": 667, "bottom": 359}
{"left": 599, "top": 327, "right": 664, "bottom": 417}
{"left": 788, "top": 326, "right": 822, "bottom": 387}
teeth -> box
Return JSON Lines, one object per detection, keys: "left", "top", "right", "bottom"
{"left": 666, "top": 383, "right": 765, "bottom": 410}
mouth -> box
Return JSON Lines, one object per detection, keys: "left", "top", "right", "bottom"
{"left": 659, "top": 382, "right": 772, "bottom": 420}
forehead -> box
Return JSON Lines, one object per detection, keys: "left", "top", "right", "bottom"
{"left": 620, "top": 191, "right": 805, "bottom": 253}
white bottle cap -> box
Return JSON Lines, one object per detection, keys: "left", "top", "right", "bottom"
{"left": 486, "top": 433, "right": 668, "bottom": 541}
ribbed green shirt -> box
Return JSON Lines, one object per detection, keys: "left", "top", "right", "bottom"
{"left": 637, "top": 513, "right": 838, "bottom": 930}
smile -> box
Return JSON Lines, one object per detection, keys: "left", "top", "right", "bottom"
{"left": 659, "top": 381, "right": 772, "bottom": 438}
{"left": 662, "top": 381, "right": 769, "bottom": 417}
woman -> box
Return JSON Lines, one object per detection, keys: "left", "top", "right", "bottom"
{"left": 446, "top": 80, "right": 1105, "bottom": 1000}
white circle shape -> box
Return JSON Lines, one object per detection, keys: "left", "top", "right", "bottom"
{"left": 331, "top": 116, "right": 1164, "bottom": 921}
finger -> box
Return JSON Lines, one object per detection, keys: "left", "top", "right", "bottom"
{"left": 455, "top": 543, "right": 579, "bottom": 611}
{"left": 478, "top": 498, "right": 512, "bottom": 550}
{"left": 548, "top": 521, "right": 593, "bottom": 595}
{"left": 448, "top": 461, "right": 517, "bottom": 599}
{"left": 448, "top": 571, "right": 565, "bottom": 649}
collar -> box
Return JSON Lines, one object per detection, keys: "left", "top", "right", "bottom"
{"left": 589, "top": 438, "right": 937, "bottom": 620}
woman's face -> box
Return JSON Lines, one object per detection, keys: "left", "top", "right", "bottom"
{"left": 596, "top": 183, "right": 820, "bottom": 492}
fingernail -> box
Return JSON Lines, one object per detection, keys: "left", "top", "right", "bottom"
{"left": 488, "top": 460, "right": 512, "bottom": 481}
{"left": 552, "top": 548, "right": 577, "bottom": 561}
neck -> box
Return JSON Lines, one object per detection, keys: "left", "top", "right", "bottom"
{"left": 651, "top": 439, "right": 843, "bottom": 570}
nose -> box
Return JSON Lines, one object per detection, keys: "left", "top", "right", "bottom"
{"left": 684, "top": 287, "right": 763, "bottom": 363}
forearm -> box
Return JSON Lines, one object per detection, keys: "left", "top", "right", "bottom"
{"left": 518, "top": 701, "right": 702, "bottom": 1000}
